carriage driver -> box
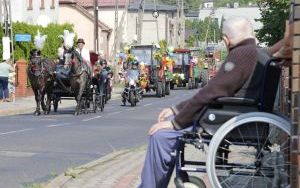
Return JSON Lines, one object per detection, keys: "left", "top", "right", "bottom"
{"left": 76, "top": 38, "right": 92, "bottom": 76}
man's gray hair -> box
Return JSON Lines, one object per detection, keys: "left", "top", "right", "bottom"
{"left": 222, "top": 17, "right": 255, "bottom": 46}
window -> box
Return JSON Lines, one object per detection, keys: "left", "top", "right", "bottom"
{"left": 40, "top": 0, "right": 45, "bottom": 9}
{"left": 51, "top": 0, "right": 55, "bottom": 9}
{"left": 28, "top": 0, "right": 33, "bottom": 10}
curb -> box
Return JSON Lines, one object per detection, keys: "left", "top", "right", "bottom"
{"left": 45, "top": 145, "right": 146, "bottom": 188}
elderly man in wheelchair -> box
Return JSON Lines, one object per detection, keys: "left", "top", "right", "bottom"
{"left": 138, "top": 17, "right": 291, "bottom": 188}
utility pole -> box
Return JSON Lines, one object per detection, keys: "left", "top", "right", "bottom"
{"left": 175, "top": 0, "right": 180, "bottom": 47}
{"left": 94, "top": 0, "right": 99, "bottom": 53}
{"left": 1, "top": 0, "right": 13, "bottom": 61}
{"left": 153, "top": 0, "right": 159, "bottom": 43}
{"left": 112, "top": 0, "right": 119, "bottom": 83}
{"left": 137, "top": 0, "right": 145, "bottom": 44}
{"left": 114, "top": 0, "right": 119, "bottom": 54}
{"left": 180, "top": 0, "right": 184, "bottom": 47}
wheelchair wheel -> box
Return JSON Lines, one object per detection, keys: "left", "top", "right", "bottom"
{"left": 206, "top": 112, "right": 290, "bottom": 188}
{"left": 183, "top": 176, "right": 206, "bottom": 188}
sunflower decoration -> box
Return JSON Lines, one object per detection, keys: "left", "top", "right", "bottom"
{"left": 126, "top": 54, "right": 135, "bottom": 63}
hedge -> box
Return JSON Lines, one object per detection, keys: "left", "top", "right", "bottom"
{"left": 1, "top": 22, "right": 75, "bottom": 61}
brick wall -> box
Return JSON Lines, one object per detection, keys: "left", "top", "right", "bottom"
{"left": 15, "top": 59, "right": 33, "bottom": 97}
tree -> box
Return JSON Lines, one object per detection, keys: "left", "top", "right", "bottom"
{"left": 158, "top": 0, "right": 203, "bottom": 11}
{"left": 256, "top": 0, "right": 290, "bottom": 45}
{"left": 185, "top": 17, "right": 222, "bottom": 46}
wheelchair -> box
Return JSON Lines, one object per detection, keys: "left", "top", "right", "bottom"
{"left": 174, "top": 58, "right": 291, "bottom": 188}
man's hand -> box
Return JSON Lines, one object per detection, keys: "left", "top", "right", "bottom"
{"left": 148, "top": 121, "right": 173, "bottom": 135}
{"left": 273, "top": 21, "right": 293, "bottom": 60}
{"left": 158, "top": 108, "right": 174, "bottom": 122}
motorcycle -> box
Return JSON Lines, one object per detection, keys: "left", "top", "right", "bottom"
{"left": 121, "top": 69, "right": 142, "bottom": 106}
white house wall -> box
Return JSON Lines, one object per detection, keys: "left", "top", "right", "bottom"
{"left": 58, "top": 5, "right": 109, "bottom": 56}
{"left": 126, "top": 11, "right": 180, "bottom": 46}
{"left": 88, "top": 8, "right": 126, "bottom": 56}
{"left": 11, "top": 0, "right": 59, "bottom": 25}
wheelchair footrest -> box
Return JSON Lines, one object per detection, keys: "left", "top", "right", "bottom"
{"left": 179, "top": 166, "right": 207, "bottom": 173}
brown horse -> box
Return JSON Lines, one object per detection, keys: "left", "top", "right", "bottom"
{"left": 27, "top": 50, "right": 56, "bottom": 115}
{"left": 64, "top": 49, "right": 91, "bottom": 115}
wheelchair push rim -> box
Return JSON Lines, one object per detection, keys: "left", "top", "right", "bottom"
{"left": 206, "top": 112, "right": 291, "bottom": 188}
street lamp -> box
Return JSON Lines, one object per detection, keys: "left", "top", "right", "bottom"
{"left": 152, "top": 10, "right": 159, "bottom": 18}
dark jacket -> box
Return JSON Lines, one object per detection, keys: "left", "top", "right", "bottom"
{"left": 171, "top": 38, "right": 258, "bottom": 129}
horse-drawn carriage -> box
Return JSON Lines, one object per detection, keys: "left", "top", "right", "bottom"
{"left": 27, "top": 30, "right": 110, "bottom": 115}
{"left": 28, "top": 48, "right": 106, "bottom": 115}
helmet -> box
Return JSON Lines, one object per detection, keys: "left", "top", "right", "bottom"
{"left": 131, "top": 60, "right": 139, "bottom": 69}
{"left": 132, "top": 60, "right": 139, "bottom": 66}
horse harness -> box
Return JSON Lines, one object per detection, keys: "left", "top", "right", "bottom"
{"left": 29, "top": 57, "right": 52, "bottom": 78}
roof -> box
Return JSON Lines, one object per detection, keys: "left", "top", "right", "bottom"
{"left": 59, "top": 0, "right": 77, "bottom": 4}
{"left": 59, "top": 1, "right": 112, "bottom": 32}
{"left": 128, "top": 2, "right": 177, "bottom": 12}
{"left": 76, "top": 0, "right": 134, "bottom": 8}
{"left": 185, "top": 11, "right": 199, "bottom": 18}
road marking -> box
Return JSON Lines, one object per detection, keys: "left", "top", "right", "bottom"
{"left": 108, "top": 111, "right": 122, "bottom": 115}
{"left": 47, "top": 123, "right": 71, "bottom": 128}
{"left": 125, "top": 108, "right": 135, "bottom": 111}
{"left": 0, "top": 128, "right": 33, "bottom": 136}
{"left": 0, "top": 150, "right": 36, "bottom": 157}
{"left": 143, "top": 103, "right": 153, "bottom": 107}
{"left": 82, "top": 116, "right": 103, "bottom": 122}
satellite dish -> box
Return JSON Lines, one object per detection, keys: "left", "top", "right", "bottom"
{"left": 37, "top": 15, "right": 51, "bottom": 28}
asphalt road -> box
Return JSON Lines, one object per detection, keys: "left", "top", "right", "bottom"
{"left": 0, "top": 89, "right": 197, "bottom": 188}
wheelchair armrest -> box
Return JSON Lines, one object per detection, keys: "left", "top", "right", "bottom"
{"left": 215, "top": 97, "right": 257, "bottom": 106}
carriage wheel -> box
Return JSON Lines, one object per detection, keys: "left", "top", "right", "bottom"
{"left": 92, "top": 91, "right": 97, "bottom": 113}
{"left": 206, "top": 112, "right": 290, "bottom": 188}
{"left": 100, "top": 95, "right": 104, "bottom": 112}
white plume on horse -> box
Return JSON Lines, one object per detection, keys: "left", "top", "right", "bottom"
{"left": 34, "top": 30, "right": 47, "bottom": 50}
{"left": 59, "top": 30, "right": 75, "bottom": 49}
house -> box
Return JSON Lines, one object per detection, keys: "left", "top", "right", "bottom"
{"left": 76, "top": 0, "right": 185, "bottom": 58}
{"left": 58, "top": 0, "right": 112, "bottom": 58}
{"left": 203, "top": 0, "right": 214, "bottom": 9}
{"left": 198, "top": 7, "right": 262, "bottom": 32}
{"left": 76, "top": 0, "right": 129, "bottom": 58}
{"left": 9, "top": 0, "right": 59, "bottom": 26}
{"left": 127, "top": 2, "right": 184, "bottom": 48}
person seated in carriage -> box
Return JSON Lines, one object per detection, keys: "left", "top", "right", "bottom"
{"left": 93, "top": 56, "right": 113, "bottom": 100}
{"left": 76, "top": 38, "right": 92, "bottom": 77}
{"left": 138, "top": 17, "right": 293, "bottom": 188}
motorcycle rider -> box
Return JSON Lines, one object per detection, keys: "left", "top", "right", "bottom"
{"left": 121, "top": 58, "right": 141, "bottom": 106}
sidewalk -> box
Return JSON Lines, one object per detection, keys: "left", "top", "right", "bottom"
{"left": 45, "top": 144, "right": 211, "bottom": 188}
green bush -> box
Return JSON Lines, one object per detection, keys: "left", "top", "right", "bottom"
{"left": 8, "top": 22, "right": 75, "bottom": 61}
